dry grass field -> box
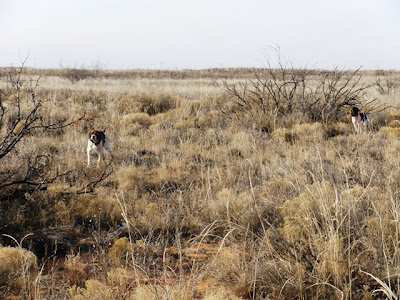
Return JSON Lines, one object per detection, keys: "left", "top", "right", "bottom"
{"left": 1, "top": 65, "right": 400, "bottom": 299}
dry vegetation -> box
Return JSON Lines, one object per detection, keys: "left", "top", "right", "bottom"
{"left": 1, "top": 63, "right": 400, "bottom": 299}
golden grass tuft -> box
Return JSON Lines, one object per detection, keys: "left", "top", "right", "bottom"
{"left": 209, "top": 247, "right": 253, "bottom": 298}
{"left": 271, "top": 127, "right": 294, "bottom": 143}
{"left": 209, "top": 188, "right": 261, "bottom": 229}
{"left": 120, "top": 112, "right": 154, "bottom": 136}
{"left": 388, "top": 119, "right": 400, "bottom": 128}
{"left": 201, "top": 289, "right": 242, "bottom": 300}
{"left": 136, "top": 93, "right": 177, "bottom": 115}
{"left": 380, "top": 126, "right": 400, "bottom": 137}
{"left": 293, "top": 122, "right": 325, "bottom": 142}
{"left": 68, "top": 279, "right": 114, "bottom": 300}
{"left": 68, "top": 192, "right": 122, "bottom": 227}
{"left": 107, "top": 267, "right": 135, "bottom": 293}
{"left": 64, "top": 253, "right": 90, "bottom": 287}
{"left": 129, "top": 284, "right": 191, "bottom": 300}
{"left": 47, "top": 183, "right": 71, "bottom": 197}
{"left": 325, "top": 121, "right": 350, "bottom": 137}
{"left": 0, "top": 245, "right": 37, "bottom": 293}
{"left": 108, "top": 237, "right": 133, "bottom": 265}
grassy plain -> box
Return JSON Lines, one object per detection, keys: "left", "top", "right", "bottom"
{"left": 1, "top": 67, "right": 400, "bottom": 299}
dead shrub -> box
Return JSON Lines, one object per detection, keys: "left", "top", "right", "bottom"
{"left": 62, "top": 68, "right": 93, "bottom": 83}
{"left": 224, "top": 52, "right": 371, "bottom": 131}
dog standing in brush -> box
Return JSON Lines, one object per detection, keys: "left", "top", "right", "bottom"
{"left": 349, "top": 106, "right": 370, "bottom": 133}
{"left": 87, "top": 130, "right": 111, "bottom": 166}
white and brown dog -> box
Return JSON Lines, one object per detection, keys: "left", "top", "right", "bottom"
{"left": 349, "top": 106, "right": 369, "bottom": 133}
{"left": 87, "top": 130, "right": 111, "bottom": 166}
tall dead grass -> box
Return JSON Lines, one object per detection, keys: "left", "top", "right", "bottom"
{"left": 1, "top": 68, "right": 400, "bottom": 298}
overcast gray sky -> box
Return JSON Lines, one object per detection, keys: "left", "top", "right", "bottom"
{"left": 1, "top": 0, "right": 399, "bottom": 70}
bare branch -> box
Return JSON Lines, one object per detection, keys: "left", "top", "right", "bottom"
{"left": 223, "top": 48, "right": 373, "bottom": 128}
{"left": 0, "top": 62, "right": 96, "bottom": 201}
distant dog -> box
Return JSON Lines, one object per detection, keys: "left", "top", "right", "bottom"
{"left": 349, "top": 106, "right": 369, "bottom": 133}
{"left": 87, "top": 130, "right": 111, "bottom": 166}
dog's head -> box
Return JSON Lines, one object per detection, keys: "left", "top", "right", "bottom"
{"left": 349, "top": 106, "right": 360, "bottom": 117}
{"left": 89, "top": 130, "right": 106, "bottom": 144}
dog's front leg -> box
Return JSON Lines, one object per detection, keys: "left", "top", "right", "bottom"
{"left": 355, "top": 123, "right": 358, "bottom": 133}
{"left": 87, "top": 148, "right": 91, "bottom": 166}
{"left": 98, "top": 150, "right": 104, "bottom": 164}
{"left": 353, "top": 122, "right": 361, "bottom": 134}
